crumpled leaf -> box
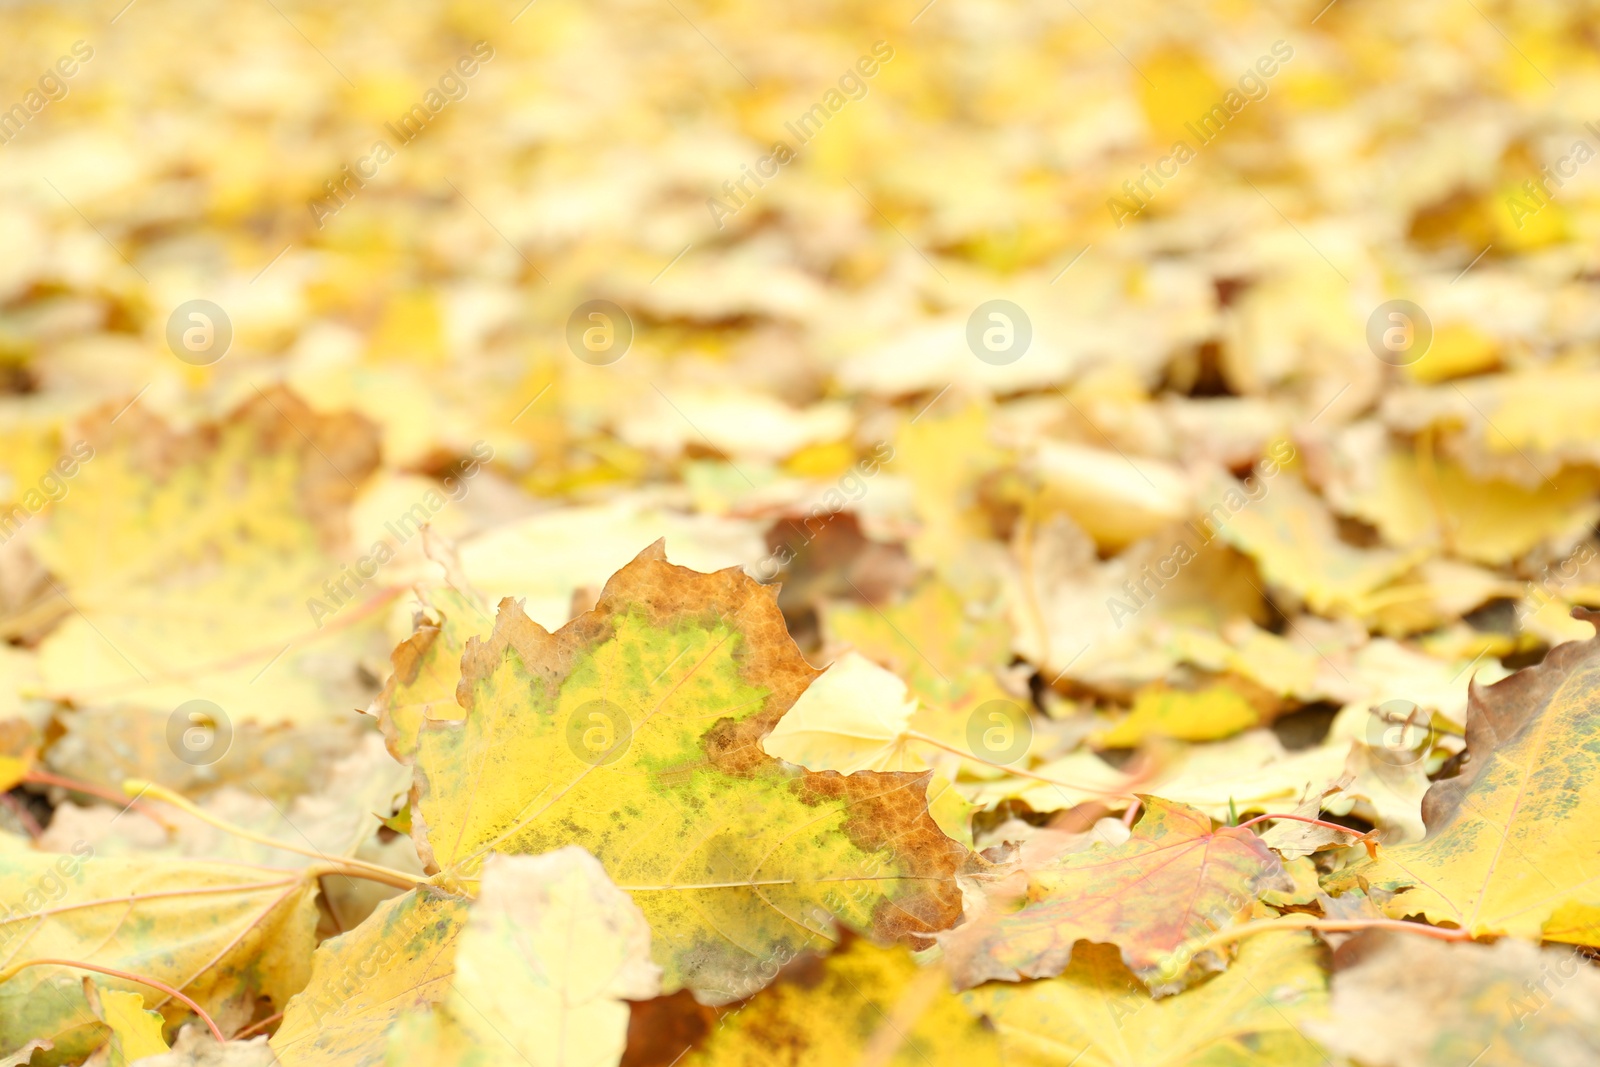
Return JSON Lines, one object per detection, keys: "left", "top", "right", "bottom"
{"left": 411, "top": 542, "right": 967, "bottom": 1003}
{"left": 938, "top": 796, "right": 1292, "bottom": 991}
{"left": 367, "top": 587, "right": 486, "bottom": 763}
{"left": 1330, "top": 610, "right": 1600, "bottom": 945}
{"left": 963, "top": 930, "right": 1330, "bottom": 1067}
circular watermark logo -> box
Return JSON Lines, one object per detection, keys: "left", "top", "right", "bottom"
{"left": 964, "top": 699, "right": 1033, "bottom": 766}
{"left": 564, "top": 698, "right": 633, "bottom": 766}
{"left": 1365, "top": 300, "right": 1431, "bottom": 367}
{"left": 166, "top": 300, "right": 233, "bottom": 366}
{"left": 1365, "top": 699, "right": 1435, "bottom": 767}
{"left": 566, "top": 300, "right": 633, "bottom": 366}
{"left": 966, "top": 300, "right": 1032, "bottom": 366}
{"left": 166, "top": 700, "right": 232, "bottom": 766}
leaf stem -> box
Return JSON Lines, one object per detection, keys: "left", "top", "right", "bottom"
{"left": 1233, "top": 813, "right": 1372, "bottom": 837}
{"left": 902, "top": 730, "right": 1141, "bottom": 799}
{"left": 26, "top": 769, "right": 176, "bottom": 830}
{"left": 125, "top": 779, "right": 426, "bottom": 890}
{"left": 0, "top": 958, "right": 224, "bottom": 1043}
{"left": 1177, "top": 913, "right": 1470, "bottom": 968}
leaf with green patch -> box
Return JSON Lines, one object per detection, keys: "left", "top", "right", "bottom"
{"left": 411, "top": 542, "right": 967, "bottom": 1004}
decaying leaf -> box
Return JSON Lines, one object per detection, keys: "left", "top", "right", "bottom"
{"left": 411, "top": 543, "right": 967, "bottom": 1002}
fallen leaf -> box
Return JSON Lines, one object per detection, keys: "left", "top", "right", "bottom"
{"left": 938, "top": 796, "right": 1292, "bottom": 991}
{"left": 387, "top": 848, "right": 660, "bottom": 1067}
{"left": 271, "top": 888, "right": 466, "bottom": 1067}
{"left": 0, "top": 854, "right": 317, "bottom": 1063}
{"left": 1330, "top": 611, "right": 1600, "bottom": 945}
{"left": 13, "top": 388, "right": 385, "bottom": 726}
{"left": 963, "top": 930, "right": 1330, "bottom": 1067}
{"left": 411, "top": 543, "right": 966, "bottom": 1003}
{"left": 762, "top": 652, "right": 923, "bottom": 773}
{"left": 682, "top": 938, "right": 1000, "bottom": 1067}
{"left": 85, "top": 980, "right": 169, "bottom": 1067}
{"left": 1094, "top": 681, "right": 1264, "bottom": 746}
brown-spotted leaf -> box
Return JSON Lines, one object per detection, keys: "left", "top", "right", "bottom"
{"left": 410, "top": 542, "right": 967, "bottom": 1005}
{"left": 938, "top": 796, "right": 1292, "bottom": 991}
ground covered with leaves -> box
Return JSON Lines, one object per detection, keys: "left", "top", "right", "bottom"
{"left": 4, "top": 0, "right": 1600, "bottom": 1064}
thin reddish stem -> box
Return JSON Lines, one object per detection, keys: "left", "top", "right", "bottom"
{"left": 0, "top": 958, "right": 224, "bottom": 1042}
{"left": 1168, "top": 914, "right": 1471, "bottom": 976}
{"left": 25, "top": 770, "right": 174, "bottom": 830}
{"left": 1234, "top": 812, "right": 1370, "bottom": 837}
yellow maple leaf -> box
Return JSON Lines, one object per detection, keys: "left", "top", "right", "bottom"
{"left": 410, "top": 542, "right": 967, "bottom": 1003}
{"left": 13, "top": 387, "right": 383, "bottom": 726}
